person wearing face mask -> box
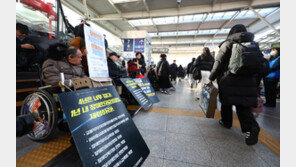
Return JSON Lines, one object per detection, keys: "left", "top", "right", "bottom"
{"left": 263, "top": 46, "right": 280, "bottom": 107}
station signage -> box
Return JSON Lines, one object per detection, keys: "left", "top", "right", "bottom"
{"left": 58, "top": 86, "right": 150, "bottom": 167}
{"left": 152, "top": 48, "right": 169, "bottom": 53}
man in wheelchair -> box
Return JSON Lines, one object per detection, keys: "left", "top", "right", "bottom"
{"left": 42, "top": 44, "right": 87, "bottom": 89}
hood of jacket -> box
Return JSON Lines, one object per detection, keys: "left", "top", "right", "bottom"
{"left": 219, "top": 32, "right": 254, "bottom": 47}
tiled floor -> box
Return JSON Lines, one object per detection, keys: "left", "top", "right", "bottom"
{"left": 134, "top": 80, "right": 280, "bottom": 167}
{"left": 134, "top": 112, "right": 280, "bottom": 167}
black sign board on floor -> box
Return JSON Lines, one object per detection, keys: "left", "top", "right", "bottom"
{"left": 120, "top": 78, "right": 153, "bottom": 111}
{"left": 58, "top": 85, "right": 150, "bottom": 167}
{"left": 133, "top": 78, "right": 160, "bottom": 103}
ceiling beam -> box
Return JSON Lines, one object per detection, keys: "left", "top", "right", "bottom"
{"left": 97, "top": 0, "right": 279, "bottom": 20}
{"left": 204, "top": 10, "right": 241, "bottom": 46}
{"left": 249, "top": 6, "right": 280, "bottom": 35}
{"left": 247, "top": 7, "right": 279, "bottom": 30}
{"left": 142, "top": 0, "right": 159, "bottom": 38}
{"left": 61, "top": 0, "right": 123, "bottom": 37}
{"left": 108, "top": 0, "right": 137, "bottom": 30}
{"left": 82, "top": 0, "right": 89, "bottom": 18}
{"left": 190, "top": 13, "right": 209, "bottom": 46}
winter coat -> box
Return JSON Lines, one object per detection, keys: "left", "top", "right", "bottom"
{"left": 157, "top": 59, "right": 170, "bottom": 77}
{"left": 177, "top": 66, "right": 185, "bottom": 78}
{"left": 138, "top": 59, "right": 147, "bottom": 74}
{"left": 42, "top": 59, "right": 87, "bottom": 87}
{"left": 193, "top": 55, "right": 214, "bottom": 71}
{"left": 107, "top": 58, "right": 125, "bottom": 85}
{"left": 266, "top": 56, "right": 280, "bottom": 79}
{"left": 209, "top": 32, "right": 258, "bottom": 107}
{"left": 170, "top": 63, "right": 178, "bottom": 76}
{"left": 186, "top": 62, "right": 194, "bottom": 74}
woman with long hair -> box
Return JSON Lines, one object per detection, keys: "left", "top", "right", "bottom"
{"left": 194, "top": 47, "right": 214, "bottom": 99}
{"left": 156, "top": 54, "right": 171, "bottom": 94}
{"left": 135, "top": 52, "right": 146, "bottom": 75}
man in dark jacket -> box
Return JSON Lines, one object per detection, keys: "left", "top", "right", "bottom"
{"left": 170, "top": 60, "right": 178, "bottom": 82}
{"left": 187, "top": 58, "right": 196, "bottom": 88}
{"left": 209, "top": 24, "right": 260, "bottom": 145}
{"left": 16, "top": 23, "right": 38, "bottom": 71}
{"left": 107, "top": 52, "right": 126, "bottom": 86}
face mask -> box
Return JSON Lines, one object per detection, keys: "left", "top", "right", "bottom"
{"left": 270, "top": 51, "right": 276, "bottom": 56}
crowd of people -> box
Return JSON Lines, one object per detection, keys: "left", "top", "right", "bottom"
{"left": 17, "top": 21, "right": 280, "bottom": 146}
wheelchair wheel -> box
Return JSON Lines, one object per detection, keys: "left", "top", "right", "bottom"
{"left": 20, "top": 90, "right": 58, "bottom": 141}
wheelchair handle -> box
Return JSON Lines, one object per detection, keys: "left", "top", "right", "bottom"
{"left": 60, "top": 72, "right": 65, "bottom": 92}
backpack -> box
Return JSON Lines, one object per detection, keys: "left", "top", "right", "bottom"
{"left": 192, "top": 66, "right": 201, "bottom": 80}
{"left": 229, "top": 41, "right": 267, "bottom": 75}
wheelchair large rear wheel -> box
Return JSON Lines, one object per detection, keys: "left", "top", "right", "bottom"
{"left": 21, "top": 90, "right": 58, "bottom": 141}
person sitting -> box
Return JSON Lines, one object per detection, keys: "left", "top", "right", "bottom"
{"left": 128, "top": 58, "right": 138, "bottom": 78}
{"left": 70, "top": 24, "right": 88, "bottom": 75}
{"left": 107, "top": 52, "right": 126, "bottom": 86}
{"left": 42, "top": 45, "right": 86, "bottom": 88}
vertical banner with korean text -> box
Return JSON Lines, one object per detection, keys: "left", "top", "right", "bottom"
{"left": 84, "top": 24, "right": 109, "bottom": 78}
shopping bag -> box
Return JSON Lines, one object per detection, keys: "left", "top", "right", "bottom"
{"left": 251, "top": 96, "right": 264, "bottom": 117}
{"left": 200, "top": 83, "right": 218, "bottom": 118}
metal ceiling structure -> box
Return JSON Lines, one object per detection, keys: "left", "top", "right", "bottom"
{"left": 61, "top": 0, "right": 280, "bottom": 50}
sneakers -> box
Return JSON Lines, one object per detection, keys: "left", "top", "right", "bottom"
{"left": 245, "top": 127, "right": 260, "bottom": 145}
{"left": 218, "top": 120, "right": 231, "bottom": 129}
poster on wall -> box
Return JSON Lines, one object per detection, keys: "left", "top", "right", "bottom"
{"left": 58, "top": 86, "right": 150, "bottom": 167}
{"left": 134, "top": 38, "right": 145, "bottom": 53}
{"left": 124, "top": 39, "right": 134, "bottom": 52}
{"left": 84, "top": 24, "right": 109, "bottom": 78}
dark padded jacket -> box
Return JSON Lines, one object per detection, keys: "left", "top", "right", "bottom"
{"left": 107, "top": 58, "right": 125, "bottom": 85}
{"left": 193, "top": 54, "right": 214, "bottom": 71}
{"left": 209, "top": 32, "right": 258, "bottom": 107}
{"left": 170, "top": 63, "right": 178, "bottom": 76}
{"left": 157, "top": 59, "right": 170, "bottom": 77}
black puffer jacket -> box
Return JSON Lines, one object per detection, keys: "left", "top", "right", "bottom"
{"left": 107, "top": 58, "right": 124, "bottom": 85}
{"left": 193, "top": 54, "right": 214, "bottom": 71}
{"left": 157, "top": 59, "right": 170, "bottom": 77}
{"left": 170, "top": 63, "right": 178, "bottom": 76}
{"left": 209, "top": 32, "right": 258, "bottom": 107}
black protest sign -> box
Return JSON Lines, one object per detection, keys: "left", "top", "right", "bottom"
{"left": 120, "top": 78, "right": 153, "bottom": 111}
{"left": 58, "top": 85, "right": 150, "bottom": 167}
{"left": 133, "top": 78, "right": 159, "bottom": 103}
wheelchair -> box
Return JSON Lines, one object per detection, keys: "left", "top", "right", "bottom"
{"left": 20, "top": 71, "right": 137, "bottom": 141}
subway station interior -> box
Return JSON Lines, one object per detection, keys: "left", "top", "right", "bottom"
{"left": 16, "top": 0, "right": 281, "bottom": 166}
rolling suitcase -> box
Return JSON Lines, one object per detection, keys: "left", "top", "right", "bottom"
{"left": 200, "top": 83, "right": 218, "bottom": 118}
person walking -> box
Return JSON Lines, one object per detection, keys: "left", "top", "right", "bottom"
{"left": 263, "top": 47, "right": 280, "bottom": 107}
{"left": 170, "top": 60, "right": 178, "bottom": 83}
{"left": 209, "top": 24, "right": 261, "bottom": 145}
{"left": 187, "top": 58, "right": 196, "bottom": 88}
{"left": 177, "top": 65, "right": 185, "bottom": 81}
{"left": 194, "top": 47, "right": 214, "bottom": 100}
{"left": 136, "top": 52, "right": 147, "bottom": 75}
{"left": 157, "top": 54, "right": 171, "bottom": 94}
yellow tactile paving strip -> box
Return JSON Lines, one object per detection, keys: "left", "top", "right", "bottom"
{"left": 148, "top": 107, "right": 280, "bottom": 157}
{"left": 16, "top": 132, "right": 72, "bottom": 167}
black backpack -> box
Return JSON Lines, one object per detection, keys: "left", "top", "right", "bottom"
{"left": 229, "top": 41, "right": 269, "bottom": 76}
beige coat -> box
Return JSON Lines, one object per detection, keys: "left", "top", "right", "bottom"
{"left": 42, "top": 59, "right": 87, "bottom": 87}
